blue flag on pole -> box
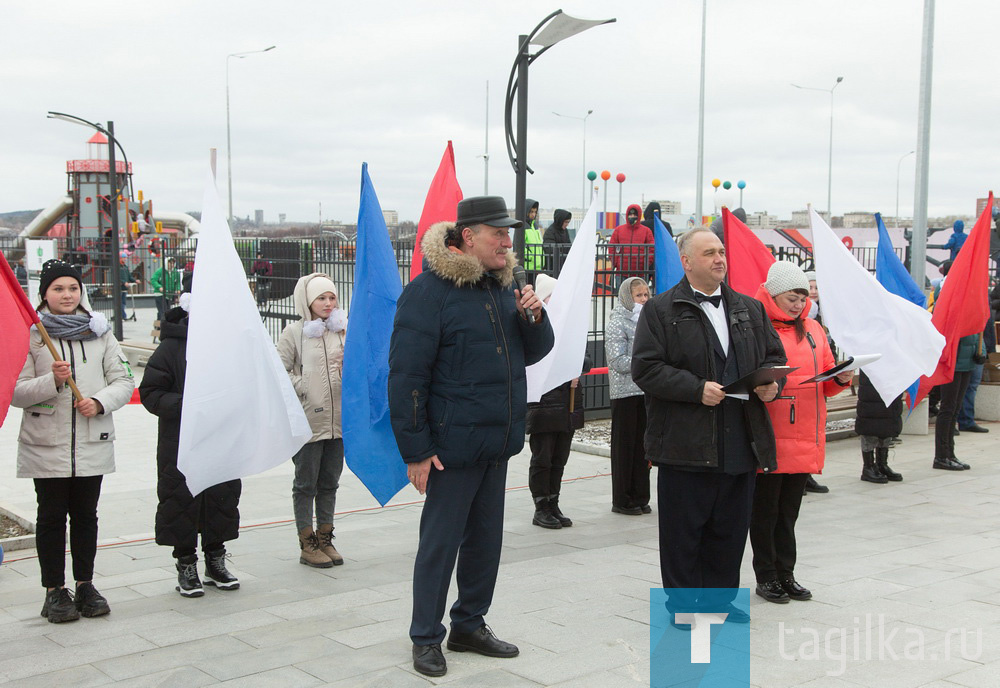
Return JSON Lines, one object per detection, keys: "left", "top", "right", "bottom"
{"left": 653, "top": 215, "right": 684, "bottom": 293}
{"left": 874, "top": 212, "right": 925, "bottom": 409}
{"left": 342, "top": 164, "right": 409, "bottom": 505}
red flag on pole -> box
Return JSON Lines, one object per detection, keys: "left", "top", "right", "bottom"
{"left": 722, "top": 206, "right": 775, "bottom": 296}
{"left": 0, "top": 251, "right": 40, "bottom": 427}
{"left": 410, "top": 141, "right": 463, "bottom": 281}
{"left": 913, "top": 192, "right": 994, "bottom": 406}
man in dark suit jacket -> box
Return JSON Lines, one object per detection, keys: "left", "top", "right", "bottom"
{"left": 632, "top": 227, "right": 785, "bottom": 624}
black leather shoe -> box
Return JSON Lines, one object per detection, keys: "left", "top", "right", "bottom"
{"left": 640, "top": 504, "right": 652, "bottom": 514}
{"left": 959, "top": 424, "right": 989, "bottom": 433}
{"left": 933, "top": 457, "right": 966, "bottom": 471}
{"left": 447, "top": 625, "right": 519, "bottom": 658}
{"left": 804, "top": 476, "right": 829, "bottom": 494}
{"left": 720, "top": 604, "right": 751, "bottom": 623}
{"left": 953, "top": 426, "right": 960, "bottom": 436}
{"left": 755, "top": 580, "right": 790, "bottom": 604}
{"left": 953, "top": 458, "right": 971, "bottom": 470}
{"left": 412, "top": 643, "right": 446, "bottom": 677}
{"left": 611, "top": 505, "right": 643, "bottom": 515}
{"left": 779, "top": 577, "right": 813, "bottom": 601}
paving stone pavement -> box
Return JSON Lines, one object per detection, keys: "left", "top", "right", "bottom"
{"left": 1, "top": 386, "right": 999, "bottom": 686}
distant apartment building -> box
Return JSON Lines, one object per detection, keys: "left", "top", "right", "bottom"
{"left": 790, "top": 209, "right": 830, "bottom": 227}
{"left": 382, "top": 209, "right": 399, "bottom": 226}
{"left": 745, "top": 211, "right": 777, "bottom": 230}
{"left": 842, "top": 212, "right": 875, "bottom": 229}
{"left": 254, "top": 209, "right": 264, "bottom": 226}
{"left": 656, "top": 200, "right": 682, "bottom": 215}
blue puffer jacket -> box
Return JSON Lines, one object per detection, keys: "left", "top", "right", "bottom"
{"left": 389, "top": 222, "right": 555, "bottom": 468}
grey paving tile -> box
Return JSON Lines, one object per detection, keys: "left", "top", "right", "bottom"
{"left": 0, "top": 633, "right": 155, "bottom": 682}
{"left": 293, "top": 638, "right": 411, "bottom": 682}
{"left": 215, "top": 665, "right": 324, "bottom": 687}
{"left": 134, "top": 608, "right": 285, "bottom": 647}
{"left": 105, "top": 665, "right": 217, "bottom": 687}
{"left": 197, "top": 634, "right": 342, "bottom": 681}
{"left": 92, "top": 635, "right": 253, "bottom": 681}
{"left": 4, "top": 664, "right": 113, "bottom": 688}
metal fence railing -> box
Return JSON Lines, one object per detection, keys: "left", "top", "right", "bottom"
{"left": 5, "top": 233, "right": 962, "bottom": 416}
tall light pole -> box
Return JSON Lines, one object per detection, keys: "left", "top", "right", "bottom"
{"left": 911, "top": 0, "right": 935, "bottom": 289}
{"left": 227, "top": 45, "right": 275, "bottom": 227}
{"left": 47, "top": 112, "right": 128, "bottom": 340}
{"left": 895, "top": 150, "right": 915, "bottom": 228}
{"left": 694, "top": 0, "right": 708, "bottom": 226}
{"left": 792, "top": 76, "right": 844, "bottom": 219}
{"left": 553, "top": 109, "right": 593, "bottom": 212}
{"left": 505, "top": 10, "right": 615, "bottom": 260}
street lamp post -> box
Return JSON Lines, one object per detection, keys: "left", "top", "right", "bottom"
{"left": 695, "top": 0, "right": 708, "bottom": 226}
{"left": 553, "top": 109, "right": 593, "bottom": 212}
{"left": 505, "top": 10, "right": 614, "bottom": 260}
{"left": 227, "top": 45, "right": 276, "bottom": 227}
{"left": 895, "top": 150, "right": 915, "bottom": 228}
{"left": 46, "top": 112, "right": 128, "bottom": 340}
{"left": 791, "top": 76, "right": 844, "bottom": 219}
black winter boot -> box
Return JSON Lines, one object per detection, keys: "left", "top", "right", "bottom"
{"left": 41, "top": 587, "right": 80, "bottom": 623}
{"left": 175, "top": 554, "right": 205, "bottom": 597}
{"left": 531, "top": 497, "right": 562, "bottom": 529}
{"left": 204, "top": 548, "right": 240, "bottom": 590}
{"left": 875, "top": 447, "right": 902, "bottom": 482}
{"left": 861, "top": 450, "right": 888, "bottom": 484}
{"left": 549, "top": 495, "right": 572, "bottom": 527}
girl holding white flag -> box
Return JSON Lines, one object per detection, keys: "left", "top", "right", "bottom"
{"left": 278, "top": 273, "right": 347, "bottom": 568}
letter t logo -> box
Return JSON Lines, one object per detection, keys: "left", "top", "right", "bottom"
{"left": 674, "top": 613, "right": 728, "bottom": 663}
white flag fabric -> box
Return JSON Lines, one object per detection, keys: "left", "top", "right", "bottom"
{"left": 809, "top": 208, "right": 943, "bottom": 406}
{"left": 178, "top": 169, "right": 311, "bottom": 495}
{"left": 526, "top": 193, "right": 598, "bottom": 402}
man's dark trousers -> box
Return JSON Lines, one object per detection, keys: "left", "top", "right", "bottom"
{"left": 656, "top": 466, "right": 754, "bottom": 609}
{"left": 410, "top": 461, "right": 507, "bottom": 646}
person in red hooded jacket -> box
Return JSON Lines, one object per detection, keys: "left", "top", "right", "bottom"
{"left": 749, "top": 261, "right": 853, "bottom": 605}
{"left": 608, "top": 204, "right": 654, "bottom": 282}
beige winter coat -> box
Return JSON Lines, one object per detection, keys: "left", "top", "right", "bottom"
{"left": 276, "top": 273, "right": 345, "bottom": 443}
{"left": 13, "top": 316, "right": 136, "bottom": 478}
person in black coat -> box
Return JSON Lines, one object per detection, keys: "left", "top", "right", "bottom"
{"left": 854, "top": 372, "right": 904, "bottom": 484}
{"left": 631, "top": 227, "right": 785, "bottom": 623}
{"left": 525, "top": 274, "right": 592, "bottom": 529}
{"left": 138, "top": 295, "right": 242, "bottom": 598}
{"left": 542, "top": 209, "right": 572, "bottom": 276}
{"left": 641, "top": 201, "right": 672, "bottom": 237}
{"left": 389, "top": 196, "right": 554, "bottom": 678}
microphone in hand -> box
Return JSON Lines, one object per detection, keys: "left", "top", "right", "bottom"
{"left": 511, "top": 266, "right": 536, "bottom": 324}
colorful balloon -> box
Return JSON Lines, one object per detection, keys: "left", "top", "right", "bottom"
{"left": 616, "top": 173, "right": 626, "bottom": 183}
{"left": 600, "top": 170, "right": 611, "bottom": 181}
{"left": 587, "top": 170, "right": 598, "bottom": 181}
{"left": 723, "top": 181, "right": 732, "bottom": 190}
{"left": 737, "top": 180, "right": 746, "bottom": 190}
{"left": 711, "top": 178, "right": 721, "bottom": 188}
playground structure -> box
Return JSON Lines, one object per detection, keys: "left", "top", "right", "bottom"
{"left": 14, "top": 133, "right": 199, "bottom": 296}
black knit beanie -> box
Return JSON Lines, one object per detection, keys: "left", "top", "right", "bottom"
{"left": 38, "top": 259, "right": 83, "bottom": 301}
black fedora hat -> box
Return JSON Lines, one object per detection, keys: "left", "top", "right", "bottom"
{"left": 456, "top": 196, "right": 523, "bottom": 229}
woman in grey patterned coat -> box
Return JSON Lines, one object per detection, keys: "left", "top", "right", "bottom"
{"left": 604, "top": 277, "right": 650, "bottom": 515}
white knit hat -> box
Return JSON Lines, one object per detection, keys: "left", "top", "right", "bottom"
{"left": 305, "top": 275, "right": 338, "bottom": 305}
{"left": 804, "top": 271, "right": 817, "bottom": 281}
{"left": 764, "top": 261, "right": 810, "bottom": 296}
{"left": 535, "top": 273, "right": 557, "bottom": 302}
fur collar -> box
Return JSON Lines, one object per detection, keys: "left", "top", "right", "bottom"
{"left": 421, "top": 222, "right": 515, "bottom": 288}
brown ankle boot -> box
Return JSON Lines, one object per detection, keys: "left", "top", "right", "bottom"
{"left": 299, "top": 527, "right": 333, "bottom": 568}
{"left": 316, "top": 524, "right": 344, "bottom": 565}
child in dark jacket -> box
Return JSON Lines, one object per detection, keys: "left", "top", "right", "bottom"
{"left": 525, "top": 274, "right": 592, "bottom": 529}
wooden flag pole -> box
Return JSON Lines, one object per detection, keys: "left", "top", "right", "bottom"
{"left": 34, "top": 320, "right": 84, "bottom": 402}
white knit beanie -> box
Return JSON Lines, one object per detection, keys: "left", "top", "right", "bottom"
{"left": 764, "top": 261, "right": 809, "bottom": 296}
{"left": 535, "top": 273, "right": 557, "bottom": 302}
{"left": 306, "top": 276, "right": 338, "bottom": 306}
{"left": 804, "top": 271, "right": 817, "bottom": 281}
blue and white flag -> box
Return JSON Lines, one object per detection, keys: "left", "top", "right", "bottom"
{"left": 874, "top": 213, "right": 926, "bottom": 409}
{"left": 342, "top": 164, "right": 409, "bottom": 505}
{"left": 653, "top": 214, "right": 684, "bottom": 293}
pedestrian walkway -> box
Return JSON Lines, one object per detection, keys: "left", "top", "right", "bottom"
{"left": 1, "top": 402, "right": 998, "bottom": 686}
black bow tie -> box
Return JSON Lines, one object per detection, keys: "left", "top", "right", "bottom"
{"left": 694, "top": 292, "right": 722, "bottom": 307}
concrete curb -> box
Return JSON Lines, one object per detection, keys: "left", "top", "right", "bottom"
{"left": 0, "top": 503, "right": 36, "bottom": 552}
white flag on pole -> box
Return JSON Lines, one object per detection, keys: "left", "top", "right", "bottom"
{"left": 809, "top": 208, "right": 943, "bottom": 406}
{"left": 178, "top": 168, "right": 311, "bottom": 495}
{"left": 526, "top": 192, "right": 598, "bottom": 403}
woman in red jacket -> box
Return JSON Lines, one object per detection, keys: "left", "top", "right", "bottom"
{"left": 750, "top": 262, "right": 853, "bottom": 604}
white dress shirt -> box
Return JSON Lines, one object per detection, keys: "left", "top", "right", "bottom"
{"left": 693, "top": 286, "right": 729, "bottom": 354}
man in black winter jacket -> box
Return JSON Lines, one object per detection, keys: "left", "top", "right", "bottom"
{"left": 631, "top": 227, "right": 785, "bottom": 623}
{"left": 389, "top": 196, "right": 554, "bottom": 678}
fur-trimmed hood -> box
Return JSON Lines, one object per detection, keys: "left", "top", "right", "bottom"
{"left": 420, "top": 222, "right": 516, "bottom": 288}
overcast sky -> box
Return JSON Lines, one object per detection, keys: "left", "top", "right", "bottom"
{"left": 3, "top": 1, "right": 997, "bottom": 225}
